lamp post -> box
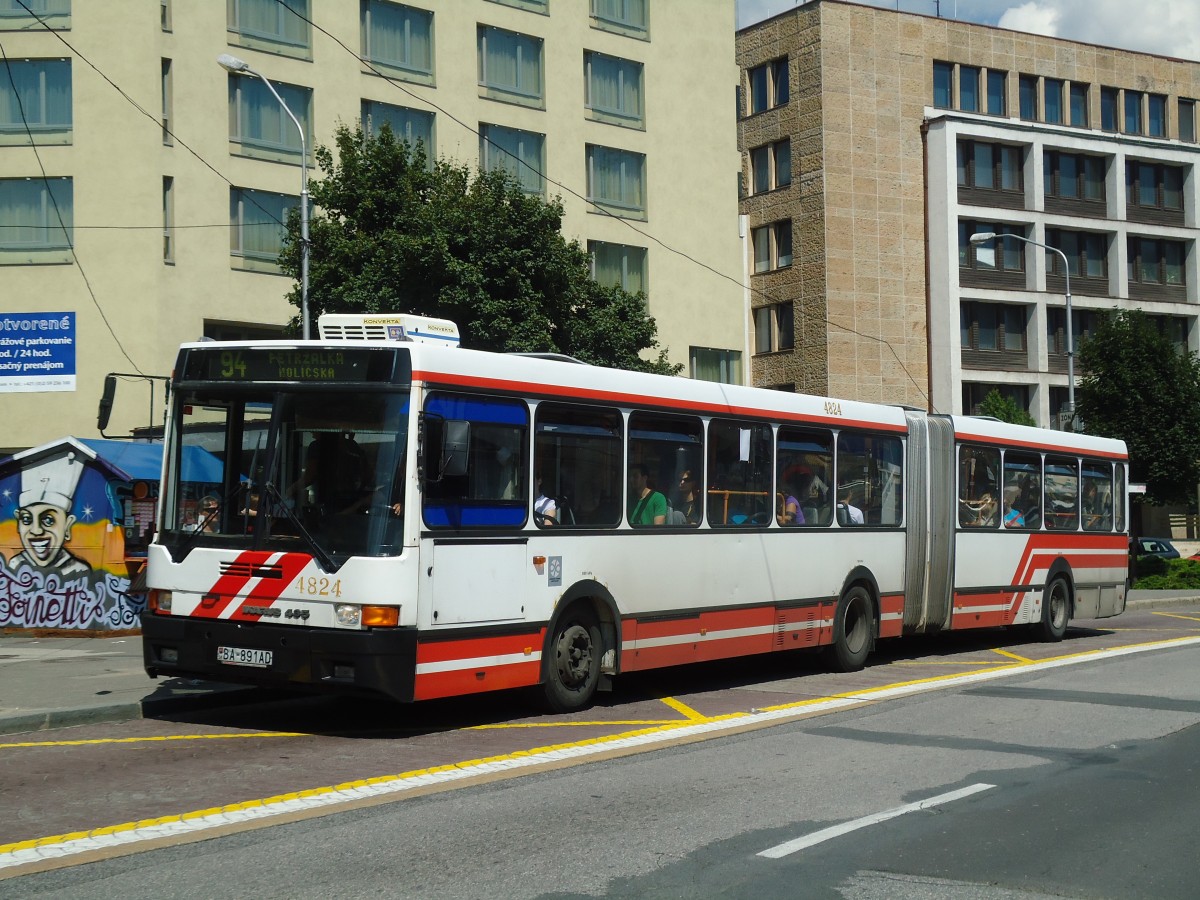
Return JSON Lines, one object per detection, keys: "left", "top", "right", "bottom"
{"left": 217, "top": 53, "right": 310, "bottom": 340}
{"left": 969, "top": 230, "right": 1074, "bottom": 428}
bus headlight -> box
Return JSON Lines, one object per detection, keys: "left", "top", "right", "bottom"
{"left": 335, "top": 603, "right": 362, "bottom": 627}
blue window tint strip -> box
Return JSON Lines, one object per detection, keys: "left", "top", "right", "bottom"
{"left": 425, "top": 395, "right": 528, "bottom": 425}
{"left": 422, "top": 503, "right": 527, "bottom": 528}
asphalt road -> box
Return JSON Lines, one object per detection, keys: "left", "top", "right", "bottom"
{"left": 5, "top": 612, "right": 1200, "bottom": 898}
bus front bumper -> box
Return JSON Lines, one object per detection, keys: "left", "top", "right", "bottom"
{"left": 141, "top": 612, "right": 418, "bottom": 702}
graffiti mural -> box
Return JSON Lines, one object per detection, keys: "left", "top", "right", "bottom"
{"left": 0, "top": 438, "right": 146, "bottom": 631}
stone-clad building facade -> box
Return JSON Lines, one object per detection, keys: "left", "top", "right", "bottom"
{"left": 738, "top": 0, "right": 1200, "bottom": 427}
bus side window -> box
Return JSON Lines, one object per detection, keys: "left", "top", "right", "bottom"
{"left": 628, "top": 411, "right": 703, "bottom": 527}
{"left": 534, "top": 403, "right": 622, "bottom": 528}
{"left": 840, "top": 432, "right": 905, "bottom": 527}
{"left": 777, "top": 425, "right": 833, "bottom": 527}
{"left": 1081, "top": 461, "right": 1113, "bottom": 531}
{"left": 707, "top": 419, "right": 772, "bottom": 527}
{"left": 1045, "top": 456, "right": 1079, "bottom": 531}
{"left": 957, "top": 445, "right": 1000, "bottom": 528}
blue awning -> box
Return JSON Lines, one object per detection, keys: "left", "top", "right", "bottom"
{"left": 78, "top": 439, "right": 224, "bottom": 484}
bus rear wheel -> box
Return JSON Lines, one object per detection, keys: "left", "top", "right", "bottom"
{"left": 826, "top": 585, "right": 874, "bottom": 672}
{"left": 542, "top": 606, "right": 601, "bottom": 713}
{"left": 1036, "top": 577, "right": 1071, "bottom": 642}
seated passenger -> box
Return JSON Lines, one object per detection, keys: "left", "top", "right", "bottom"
{"left": 535, "top": 475, "right": 557, "bottom": 526}
{"left": 628, "top": 464, "right": 667, "bottom": 525}
{"left": 1003, "top": 496, "right": 1024, "bottom": 527}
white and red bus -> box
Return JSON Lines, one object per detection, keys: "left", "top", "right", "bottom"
{"left": 141, "top": 315, "right": 1129, "bottom": 711}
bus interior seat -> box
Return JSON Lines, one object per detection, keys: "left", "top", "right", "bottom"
{"left": 802, "top": 505, "right": 818, "bottom": 525}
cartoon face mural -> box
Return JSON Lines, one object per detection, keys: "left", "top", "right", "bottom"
{"left": 0, "top": 440, "right": 146, "bottom": 631}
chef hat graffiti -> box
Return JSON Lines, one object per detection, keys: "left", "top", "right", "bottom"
{"left": 19, "top": 451, "right": 83, "bottom": 510}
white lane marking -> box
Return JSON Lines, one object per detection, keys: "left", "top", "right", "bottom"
{"left": 757, "top": 783, "right": 996, "bottom": 859}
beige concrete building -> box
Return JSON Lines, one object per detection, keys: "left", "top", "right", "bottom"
{"left": 738, "top": 0, "right": 1200, "bottom": 427}
{"left": 1, "top": 0, "right": 743, "bottom": 452}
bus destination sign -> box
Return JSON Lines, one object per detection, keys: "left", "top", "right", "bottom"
{"left": 183, "top": 347, "right": 399, "bottom": 383}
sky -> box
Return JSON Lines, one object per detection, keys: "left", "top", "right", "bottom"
{"left": 736, "top": 0, "right": 1200, "bottom": 63}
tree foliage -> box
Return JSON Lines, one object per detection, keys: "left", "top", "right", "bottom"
{"left": 1077, "top": 309, "right": 1200, "bottom": 505}
{"left": 280, "top": 125, "right": 678, "bottom": 374}
{"left": 977, "top": 389, "right": 1036, "bottom": 427}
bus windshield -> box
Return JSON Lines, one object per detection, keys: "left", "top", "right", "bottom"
{"left": 163, "top": 387, "right": 410, "bottom": 565}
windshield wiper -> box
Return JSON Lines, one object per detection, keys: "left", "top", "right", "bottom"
{"left": 260, "top": 480, "right": 336, "bottom": 572}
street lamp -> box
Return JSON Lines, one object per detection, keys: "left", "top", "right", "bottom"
{"left": 217, "top": 53, "right": 310, "bottom": 340}
{"left": 968, "top": 230, "right": 1074, "bottom": 428}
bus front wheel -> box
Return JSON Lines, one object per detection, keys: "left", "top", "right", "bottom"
{"left": 542, "top": 605, "right": 602, "bottom": 713}
{"left": 826, "top": 585, "right": 874, "bottom": 672}
{"left": 1037, "top": 577, "right": 1071, "bottom": 642}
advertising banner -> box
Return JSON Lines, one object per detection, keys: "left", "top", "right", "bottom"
{"left": 0, "top": 312, "right": 76, "bottom": 393}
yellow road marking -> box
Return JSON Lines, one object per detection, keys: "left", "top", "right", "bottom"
{"left": 658, "top": 696, "right": 709, "bottom": 722}
{"left": 0, "top": 732, "right": 302, "bottom": 751}
{"left": 1152, "top": 612, "right": 1200, "bottom": 623}
{"left": 992, "top": 648, "right": 1033, "bottom": 663}
{"left": 468, "top": 720, "right": 678, "bottom": 729}
{"left": 894, "top": 659, "right": 1017, "bottom": 666}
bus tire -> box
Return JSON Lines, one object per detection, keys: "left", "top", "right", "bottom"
{"left": 1037, "top": 576, "right": 1071, "bottom": 642}
{"left": 542, "top": 605, "right": 602, "bottom": 713}
{"left": 827, "top": 585, "right": 874, "bottom": 672}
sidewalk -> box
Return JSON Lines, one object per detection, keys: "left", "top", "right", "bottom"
{"left": 1, "top": 592, "right": 1197, "bottom": 736}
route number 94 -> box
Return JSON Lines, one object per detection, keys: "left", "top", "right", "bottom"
{"left": 295, "top": 576, "right": 342, "bottom": 597}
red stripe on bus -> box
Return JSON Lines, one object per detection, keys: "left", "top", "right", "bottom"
{"left": 412, "top": 369, "right": 907, "bottom": 433}
{"left": 199, "top": 550, "right": 281, "bottom": 619}
{"left": 414, "top": 660, "right": 542, "bottom": 701}
{"left": 954, "top": 432, "right": 1127, "bottom": 459}
{"left": 227, "top": 553, "right": 312, "bottom": 620}
{"left": 416, "top": 631, "right": 546, "bottom": 665}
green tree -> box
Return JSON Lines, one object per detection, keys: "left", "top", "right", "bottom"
{"left": 279, "top": 124, "right": 678, "bottom": 374}
{"left": 1077, "top": 309, "right": 1200, "bottom": 505}
{"left": 977, "top": 389, "right": 1036, "bottom": 427}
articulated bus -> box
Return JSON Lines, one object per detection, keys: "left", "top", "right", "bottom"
{"left": 141, "top": 315, "right": 1129, "bottom": 712}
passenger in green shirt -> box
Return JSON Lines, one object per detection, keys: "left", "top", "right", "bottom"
{"left": 628, "top": 464, "right": 668, "bottom": 525}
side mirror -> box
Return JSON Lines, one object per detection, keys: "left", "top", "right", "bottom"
{"left": 441, "top": 420, "right": 470, "bottom": 478}
{"left": 97, "top": 374, "right": 117, "bottom": 432}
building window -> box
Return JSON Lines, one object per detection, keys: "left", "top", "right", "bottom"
{"left": 1046, "top": 229, "right": 1108, "bottom": 280}
{"left": 754, "top": 303, "right": 794, "bottom": 354}
{"left": 227, "top": 74, "right": 311, "bottom": 163}
{"left": 1043, "top": 151, "right": 1105, "bottom": 202}
{"left": 0, "top": 176, "right": 72, "bottom": 261}
{"left": 487, "top": 0, "right": 548, "bottom": 11}
{"left": 749, "top": 139, "right": 791, "bottom": 194}
{"left": 933, "top": 61, "right": 953, "bottom": 109}
{"left": 228, "top": 0, "right": 310, "bottom": 54}
{"left": 1179, "top": 98, "right": 1195, "bottom": 142}
{"left": 1149, "top": 315, "right": 1189, "bottom": 352}
{"left": 960, "top": 301, "right": 1026, "bottom": 352}
{"left": 204, "top": 320, "right": 287, "bottom": 341}
{"left": 1100, "top": 86, "right": 1118, "bottom": 131}
{"left": 1148, "top": 93, "right": 1167, "bottom": 137}
{"left": 957, "top": 140, "right": 1022, "bottom": 192}
{"left": 960, "top": 65, "right": 980, "bottom": 112}
{"left": 361, "top": 99, "right": 433, "bottom": 156}
{"left": 1069, "top": 83, "right": 1088, "bottom": 127}
{"left": 986, "top": 69, "right": 1006, "bottom": 116}
{"left": 963, "top": 383, "right": 1029, "bottom": 418}
{"left": 589, "top": 240, "right": 647, "bottom": 295}
{"left": 1043, "top": 77, "right": 1063, "bottom": 124}
{"left": 0, "top": 58, "right": 71, "bottom": 145}
{"left": 1124, "top": 89, "right": 1143, "bottom": 134}
{"left": 0, "top": 0, "right": 70, "bottom": 30}
{"left": 1128, "top": 237, "right": 1185, "bottom": 287}
{"left": 751, "top": 220, "right": 792, "bottom": 273}
{"left": 748, "top": 56, "right": 788, "bottom": 115}
{"left": 959, "top": 221, "right": 1025, "bottom": 274}
{"left": 161, "top": 58, "right": 172, "bottom": 145}
{"left": 585, "top": 51, "right": 644, "bottom": 126}
{"left": 163, "top": 176, "right": 174, "bottom": 263}
{"left": 361, "top": 1, "right": 434, "bottom": 83}
{"left": 1019, "top": 74, "right": 1037, "bottom": 121}
{"left": 690, "top": 347, "right": 742, "bottom": 384}
{"left": 161, "top": 0, "right": 171, "bottom": 30}
{"left": 586, "top": 144, "right": 645, "bottom": 215}
{"left": 480, "top": 123, "right": 545, "bottom": 195}
{"left": 1126, "top": 161, "right": 1184, "bottom": 214}
{"left": 229, "top": 186, "right": 295, "bottom": 269}
{"left": 478, "top": 25, "right": 543, "bottom": 106}
{"left": 590, "top": 0, "right": 648, "bottom": 38}
{"left": 1047, "top": 308, "right": 1102, "bottom": 355}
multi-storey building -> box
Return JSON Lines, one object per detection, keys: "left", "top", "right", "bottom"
{"left": 1, "top": 0, "right": 742, "bottom": 452}
{"left": 738, "top": 0, "right": 1200, "bottom": 428}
